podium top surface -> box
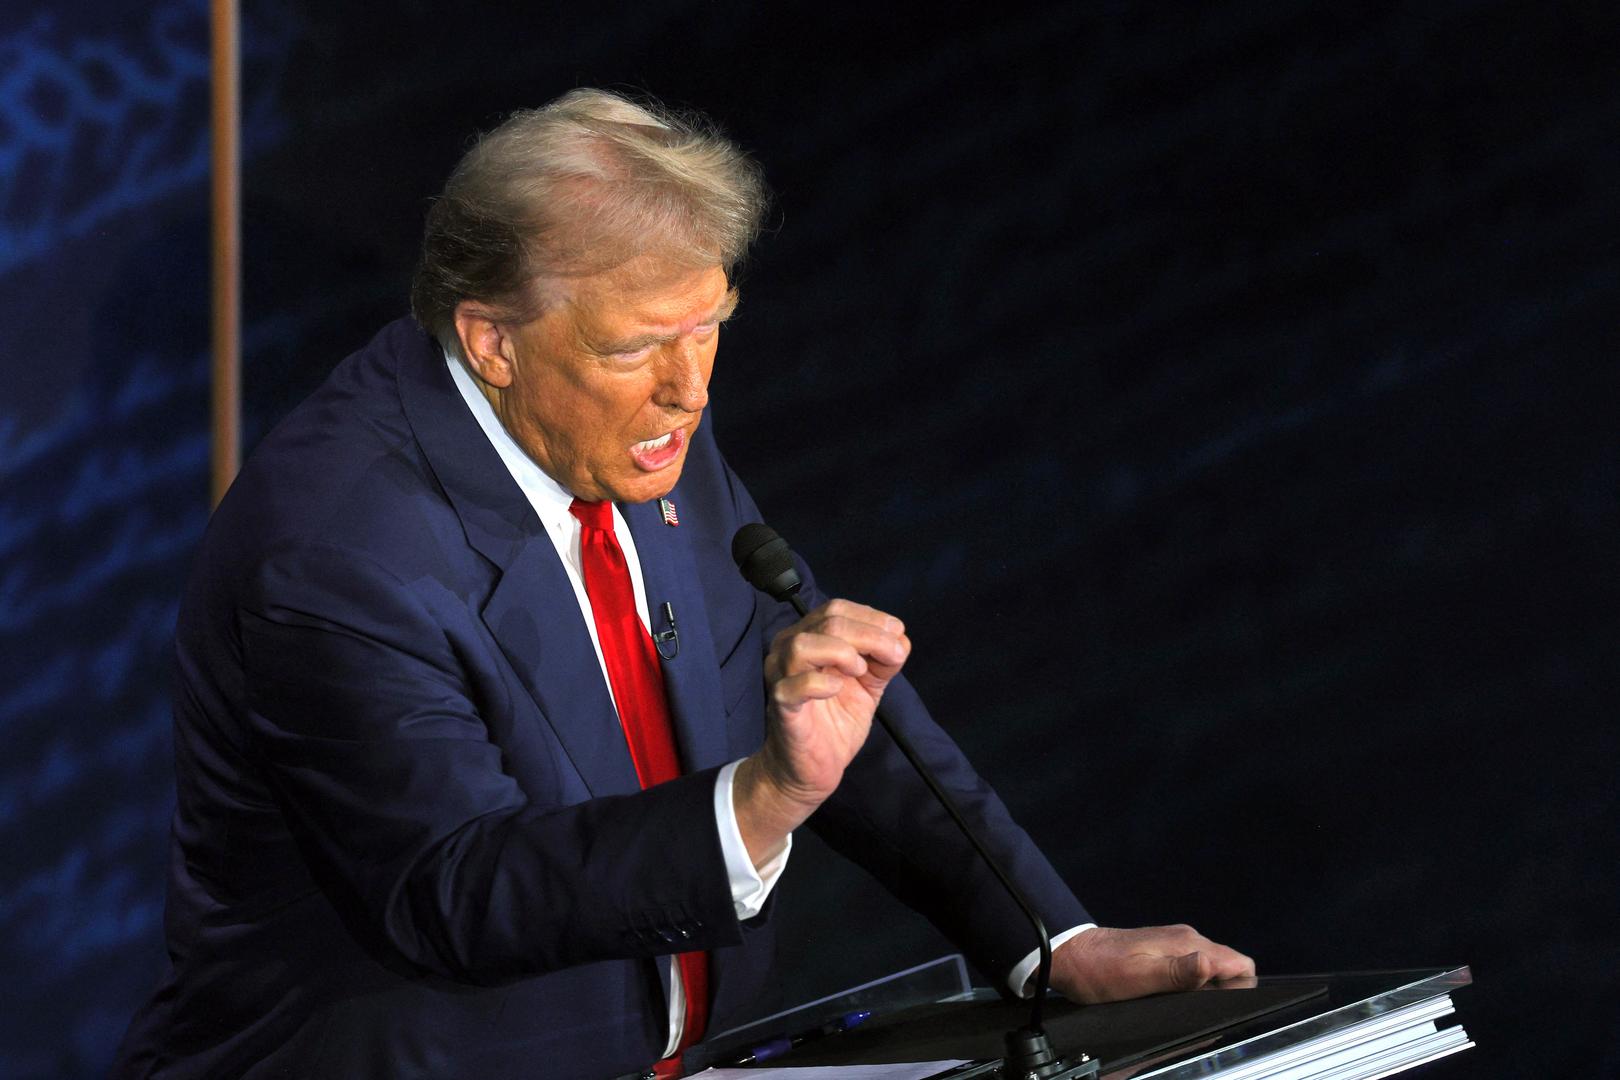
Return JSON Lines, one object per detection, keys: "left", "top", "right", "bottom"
{"left": 713, "top": 966, "right": 1471, "bottom": 1076}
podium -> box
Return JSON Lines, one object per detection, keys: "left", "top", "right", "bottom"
{"left": 698, "top": 958, "right": 1473, "bottom": 1078}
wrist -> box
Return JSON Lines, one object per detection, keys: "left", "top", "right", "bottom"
{"left": 732, "top": 755, "right": 814, "bottom": 867}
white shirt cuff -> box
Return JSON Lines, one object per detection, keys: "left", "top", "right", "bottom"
{"left": 1008, "top": 923, "right": 1098, "bottom": 998}
{"left": 715, "top": 759, "right": 792, "bottom": 920}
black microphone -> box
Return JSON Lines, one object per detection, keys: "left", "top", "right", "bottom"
{"left": 731, "top": 523, "right": 1097, "bottom": 1080}
{"left": 652, "top": 601, "right": 680, "bottom": 660}
{"left": 732, "top": 523, "right": 809, "bottom": 615}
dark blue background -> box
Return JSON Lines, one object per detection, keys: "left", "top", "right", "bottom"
{"left": 1, "top": 2, "right": 1614, "bottom": 1076}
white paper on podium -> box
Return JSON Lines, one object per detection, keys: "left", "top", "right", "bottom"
{"left": 694, "top": 1062, "right": 969, "bottom": 1079}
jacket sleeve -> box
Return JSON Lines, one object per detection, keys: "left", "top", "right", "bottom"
{"left": 236, "top": 539, "right": 743, "bottom": 986}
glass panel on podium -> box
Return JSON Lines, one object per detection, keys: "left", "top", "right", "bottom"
{"left": 707, "top": 953, "right": 979, "bottom": 1058}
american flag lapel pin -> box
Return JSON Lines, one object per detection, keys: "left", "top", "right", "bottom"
{"left": 658, "top": 497, "right": 679, "bottom": 527}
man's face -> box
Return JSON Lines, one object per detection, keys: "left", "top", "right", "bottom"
{"left": 488, "top": 258, "right": 735, "bottom": 504}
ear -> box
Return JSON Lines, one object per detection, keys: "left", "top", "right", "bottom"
{"left": 453, "top": 302, "right": 516, "bottom": 389}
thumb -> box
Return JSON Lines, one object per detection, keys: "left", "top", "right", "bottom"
{"left": 1167, "top": 950, "right": 1213, "bottom": 991}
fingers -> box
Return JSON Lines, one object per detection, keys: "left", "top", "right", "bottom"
{"left": 1159, "top": 926, "right": 1254, "bottom": 979}
{"left": 796, "top": 599, "right": 908, "bottom": 663}
{"left": 1051, "top": 925, "right": 1256, "bottom": 1005}
{"left": 766, "top": 599, "right": 911, "bottom": 684}
{"left": 817, "top": 597, "right": 905, "bottom": 635}
{"left": 769, "top": 631, "right": 874, "bottom": 683}
{"left": 771, "top": 667, "right": 854, "bottom": 711}
{"left": 1165, "top": 950, "right": 1203, "bottom": 991}
{"left": 1204, "top": 942, "right": 1257, "bottom": 980}
{"left": 1162, "top": 946, "right": 1254, "bottom": 991}
{"left": 814, "top": 612, "right": 909, "bottom": 667}
{"left": 1157, "top": 928, "right": 1255, "bottom": 986}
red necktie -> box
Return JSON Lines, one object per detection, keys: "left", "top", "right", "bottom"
{"left": 569, "top": 499, "right": 708, "bottom": 1077}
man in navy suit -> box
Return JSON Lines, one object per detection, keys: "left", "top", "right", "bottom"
{"left": 115, "top": 90, "right": 1252, "bottom": 1079}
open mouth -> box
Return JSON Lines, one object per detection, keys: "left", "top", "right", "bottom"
{"left": 630, "top": 427, "right": 686, "bottom": 471}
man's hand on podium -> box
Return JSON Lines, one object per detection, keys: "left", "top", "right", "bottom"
{"left": 1051, "top": 924, "right": 1257, "bottom": 1004}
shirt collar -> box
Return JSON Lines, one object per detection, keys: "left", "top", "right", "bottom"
{"left": 444, "top": 348, "right": 578, "bottom": 523}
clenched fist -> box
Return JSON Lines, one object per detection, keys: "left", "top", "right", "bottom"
{"left": 733, "top": 599, "right": 910, "bottom": 864}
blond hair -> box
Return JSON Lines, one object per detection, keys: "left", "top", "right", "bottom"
{"left": 410, "top": 89, "right": 768, "bottom": 344}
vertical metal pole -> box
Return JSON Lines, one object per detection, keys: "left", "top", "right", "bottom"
{"left": 209, "top": 0, "right": 241, "bottom": 507}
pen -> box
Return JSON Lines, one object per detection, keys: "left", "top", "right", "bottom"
{"left": 722, "top": 1009, "right": 873, "bottom": 1065}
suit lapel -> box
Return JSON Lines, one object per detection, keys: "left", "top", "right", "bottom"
{"left": 480, "top": 542, "right": 644, "bottom": 798}
{"left": 395, "top": 325, "right": 640, "bottom": 799}
{"left": 622, "top": 495, "right": 731, "bottom": 775}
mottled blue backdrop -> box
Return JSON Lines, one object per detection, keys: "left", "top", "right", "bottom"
{"left": 0, "top": 2, "right": 294, "bottom": 1073}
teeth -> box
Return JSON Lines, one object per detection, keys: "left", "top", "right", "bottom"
{"left": 635, "top": 432, "right": 673, "bottom": 452}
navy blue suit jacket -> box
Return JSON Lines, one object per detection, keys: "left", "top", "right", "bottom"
{"left": 114, "top": 318, "right": 1089, "bottom": 1079}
